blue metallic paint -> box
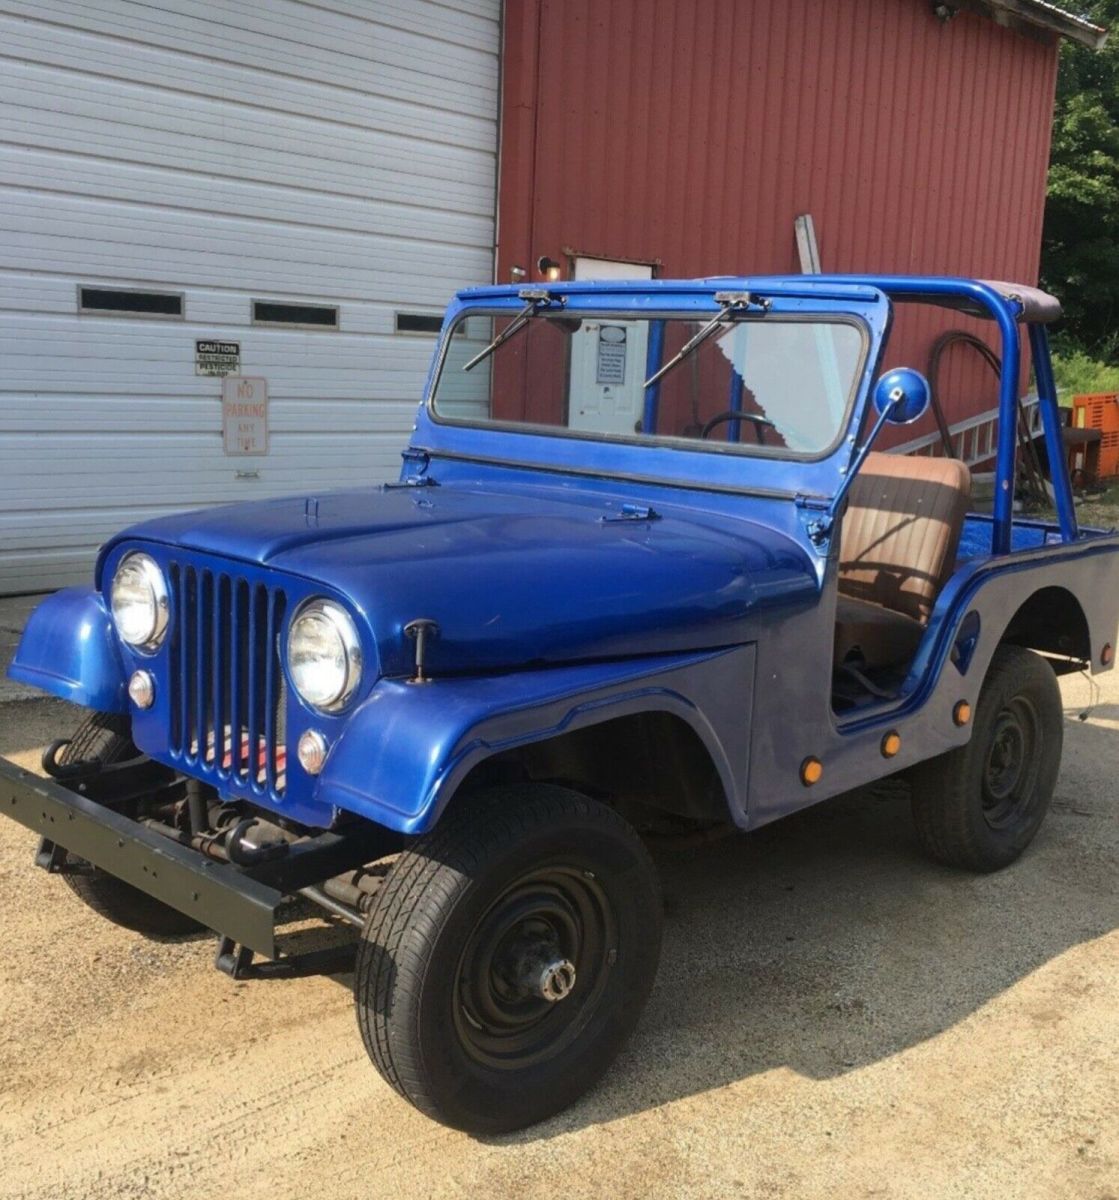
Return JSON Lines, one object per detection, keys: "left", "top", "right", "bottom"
{"left": 871, "top": 367, "right": 932, "bottom": 425}
{"left": 103, "top": 485, "right": 817, "bottom": 679}
{"left": 8, "top": 588, "right": 127, "bottom": 712}
{"left": 10, "top": 276, "right": 1119, "bottom": 838}
{"left": 318, "top": 647, "right": 754, "bottom": 834}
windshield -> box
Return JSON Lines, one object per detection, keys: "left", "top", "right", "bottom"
{"left": 431, "top": 310, "right": 867, "bottom": 458}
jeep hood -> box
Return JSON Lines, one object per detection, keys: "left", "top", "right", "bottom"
{"left": 110, "top": 483, "right": 818, "bottom": 676}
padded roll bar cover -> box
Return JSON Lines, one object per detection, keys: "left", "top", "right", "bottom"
{"left": 975, "top": 281, "right": 1062, "bottom": 324}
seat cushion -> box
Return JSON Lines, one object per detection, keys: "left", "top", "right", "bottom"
{"left": 834, "top": 594, "right": 926, "bottom": 670}
{"left": 838, "top": 451, "right": 972, "bottom": 624}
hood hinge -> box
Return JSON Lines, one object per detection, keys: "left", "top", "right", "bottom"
{"left": 601, "top": 502, "right": 661, "bottom": 523}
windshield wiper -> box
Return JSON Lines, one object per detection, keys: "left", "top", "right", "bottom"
{"left": 462, "top": 289, "right": 558, "bottom": 372}
{"left": 643, "top": 290, "right": 763, "bottom": 389}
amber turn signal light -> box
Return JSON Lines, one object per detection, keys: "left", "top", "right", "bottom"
{"left": 953, "top": 700, "right": 971, "bottom": 727}
{"left": 881, "top": 731, "right": 901, "bottom": 758}
{"left": 800, "top": 756, "right": 823, "bottom": 786}
{"left": 1102, "top": 643, "right": 1114, "bottom": 667}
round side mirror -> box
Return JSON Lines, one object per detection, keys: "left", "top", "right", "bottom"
{"left": 873, "top": 367, "right": 931, "bottom": 425}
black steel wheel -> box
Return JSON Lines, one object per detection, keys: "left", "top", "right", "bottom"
{"left": 910, "top": 646, "right": 1063, "bottom": 872}
{"left": 56, "top": 712, "right": 206, "bottom": 938}
{"left": 354, "top": 784, "right": 662, "bottom": 1134}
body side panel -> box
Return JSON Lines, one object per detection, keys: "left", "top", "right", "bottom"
{"left": 318, "top": 646, "right": 755, "bottom": 834}
{"left": 745, "top": 533, "right": 1119, "bottom": 826}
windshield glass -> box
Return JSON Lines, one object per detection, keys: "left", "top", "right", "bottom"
{"left": 431, "top": 310, "right": 866, "bottom": 457}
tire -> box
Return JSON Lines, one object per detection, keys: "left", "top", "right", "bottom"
{"left": 56, "top": 712, "right": 206, "bottom": 938}
{"left": 354, "top": 784, "right": 662, "bottom": 1134}
{"left": 910, "top": 645, "right": 1063, "bottom": 872}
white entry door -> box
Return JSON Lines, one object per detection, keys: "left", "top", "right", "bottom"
{"left": 567, "top": 257, "right": 654, "bottom": 437}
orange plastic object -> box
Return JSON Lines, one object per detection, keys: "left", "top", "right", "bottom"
{"left": 1073, "top": 393, "right": 1119, "bottom": 479}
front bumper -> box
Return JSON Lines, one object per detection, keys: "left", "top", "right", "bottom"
{"left": 0, "top": 755, "right": 282, "bottom": 956}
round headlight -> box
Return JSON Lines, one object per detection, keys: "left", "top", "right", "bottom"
{"left": 110, "top": 553, "right": 169, "bottom": 651}
{"left": 287, "top": 599, "right": 362, "bottom": 712}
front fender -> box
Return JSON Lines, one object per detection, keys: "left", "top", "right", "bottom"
{"left": 7, "top": 588, "right": 127, "bottom": 712}
{"left": 316, "top": 646, "right": 753, "bottom": 835}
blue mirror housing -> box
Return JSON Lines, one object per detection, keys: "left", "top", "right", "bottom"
{"left": 873, "top": 367, "right": 931, "bottom": 425}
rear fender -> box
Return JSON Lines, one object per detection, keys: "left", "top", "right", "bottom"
{"left": 7, "top": 588, "right": 127, "bottom": 712}
{"left": 316, "top": 646, "right": 753, "bottom": 835}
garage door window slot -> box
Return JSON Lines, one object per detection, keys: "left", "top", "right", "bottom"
{"left": 78, "top": 286, "right": 184, "bottom": 318}
{"left": 395, "top": 313, "right": 444, "bottom": 335}
{"left": 252, "top": 301, "right": 339, "bottom": 329}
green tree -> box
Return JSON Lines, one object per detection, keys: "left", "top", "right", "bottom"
{"left": 1042, "top": 0, "right": 1119, "bottom": 356}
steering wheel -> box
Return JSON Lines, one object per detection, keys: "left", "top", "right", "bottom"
{"left": 700, "top": 410, "right": 776, "bottom": 445}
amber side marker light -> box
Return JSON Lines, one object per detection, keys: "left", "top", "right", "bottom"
{"left": 800, "top": 757, "right": 823, "bottom": 786}
{"left": 953, "top": 700, "right": 971, "bottom": 727}
{"left": 1103, "top": 643, "right": 1114, "bottom": 667}
{"left": 881, "top": 731, "right": 902, "bottom": 758}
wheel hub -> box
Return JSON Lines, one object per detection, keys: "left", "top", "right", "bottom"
{"left": 981, "top": 696, "right": 1041, "bottom": 829}
{"left": 453, "top": 865, "right": 616, "bottom": 1068}
{"left": 518, "top": 950, "right": 577, "bottom": 1002}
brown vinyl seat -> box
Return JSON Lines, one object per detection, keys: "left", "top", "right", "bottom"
{"left": 834, "top": 451, "right": 972, "bottom": 669}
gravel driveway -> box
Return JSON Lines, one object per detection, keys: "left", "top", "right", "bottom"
{"left": 0, "top": 671, "right": 1115, "bottom": 1200}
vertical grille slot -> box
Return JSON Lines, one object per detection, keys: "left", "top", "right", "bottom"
{"left": 167, "top": 561, "right": 287, "bottom": 798}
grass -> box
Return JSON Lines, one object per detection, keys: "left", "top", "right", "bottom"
{"left": 1051, "top": 349, "right": 1119, "bottom": 399}
{"left": 1075, "top": 483, "right": 1119, "bottom": 530}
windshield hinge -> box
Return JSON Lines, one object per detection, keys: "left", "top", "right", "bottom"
{"left": 387, "top": 447, "right": 437, "bottom": 488}
{"left": 795, "top": 494, "right": 833, "bottom": 546}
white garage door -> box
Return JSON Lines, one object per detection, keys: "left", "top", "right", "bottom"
{"left": 0, "top": 0, "right": 501, "bottom": 593}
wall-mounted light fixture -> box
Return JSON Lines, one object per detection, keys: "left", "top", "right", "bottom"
{"left": 537, "top": 256, "right": 563, "bottom": 282}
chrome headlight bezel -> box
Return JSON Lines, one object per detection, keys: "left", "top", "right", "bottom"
{"left": 286, "top": 598, "right": 363, "bottom": 713}
{"left": 110, "top": 552, "right": 170, "bottom": 653}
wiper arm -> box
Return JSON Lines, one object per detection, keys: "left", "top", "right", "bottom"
{"left": 462, "top": 289, "right": 557, "bottom": 372}
{"left": 643, "top": 291, "right": 761, "bottom": 389}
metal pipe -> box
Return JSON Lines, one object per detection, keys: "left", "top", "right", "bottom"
{"left": 297, "top": 885, "right": 364, "bottom": 928}
{"left": 186, "top": 778, "right": 209, "bottom": 836}
{"left": 1029, "top": 322, "right": 1079, "bottom": 543}
{"left": 319, "top": 875, "right": 376, "bottom": 913}
{"left": 642, "top": 319, "right": 666, "bottom": 434}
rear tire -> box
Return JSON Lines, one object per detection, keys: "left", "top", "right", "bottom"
{"left": 56, "top": 712, "right": 205, "bottom": 938}
{"left": 910, "top": 646, "right": 1063, "bottom": 872}
{"left": 354, "top": 784, "right": 662, "bottom": 1134}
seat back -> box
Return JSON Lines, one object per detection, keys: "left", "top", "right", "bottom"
{"left": 838, "top": 451, "right": 972, "bottom": 624}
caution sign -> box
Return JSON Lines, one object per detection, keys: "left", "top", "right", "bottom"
{"left": 196, "top": 339, "right": 241, "bottom": 376}
{"left": 222, "top": 376, "right": 268, "bottom": 456}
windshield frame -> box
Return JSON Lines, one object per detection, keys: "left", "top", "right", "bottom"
{"left": 426, "top": 306, "right": 872, "bottom": 466}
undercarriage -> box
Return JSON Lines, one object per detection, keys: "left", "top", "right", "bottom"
{"left": 3, "top": 737, "right": 401, "bottom": 979}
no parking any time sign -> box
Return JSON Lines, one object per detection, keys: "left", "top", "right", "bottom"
{"left": 222, "top": 376, "right": 269, "bottom": 456}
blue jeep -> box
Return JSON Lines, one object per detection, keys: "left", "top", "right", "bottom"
{"left": 4, "top": 275, "right": 1116, "bottom": 1133}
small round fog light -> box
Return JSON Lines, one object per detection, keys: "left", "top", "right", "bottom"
{"left": 297, "top": 730, "right": 328, "bottom": 775}
{"left": 953, "top": 700, "right": 972, "bottom": 727}
{"left": 128, "top": 670, "right": 154, "bottom": 709}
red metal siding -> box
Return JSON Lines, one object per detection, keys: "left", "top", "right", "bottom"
{"left": 497, "top": 0, "right": 1059, "bottom": 438}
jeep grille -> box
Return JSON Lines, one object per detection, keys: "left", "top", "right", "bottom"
{"left": 168, "top": 564, "right": 287, "bottom": 798}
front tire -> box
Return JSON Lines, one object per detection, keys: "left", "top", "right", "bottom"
{"left": 354, "top": 785, "right": 662, "bottom": 1134}
{"left": 55, "top": 712, "right": 205, "bottom": 938}
{"left": 910, "top": 645, "right": 1063, "bottom": 872}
